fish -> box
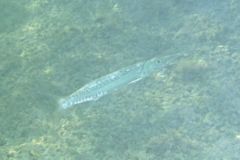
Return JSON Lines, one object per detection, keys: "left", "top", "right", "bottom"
{"left": 58, "top": 53, "right": 187, "bottom": 109}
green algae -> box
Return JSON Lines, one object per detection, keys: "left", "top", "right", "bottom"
{"left": 1, "top": 0, "right": 240, "bottom": 159}
{"left": 0, "top": 1, "right": 29, "bottom": 33}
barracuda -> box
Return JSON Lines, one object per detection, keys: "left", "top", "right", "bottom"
{"left": 59, "top": 54, "right": 186, "bottom": 109}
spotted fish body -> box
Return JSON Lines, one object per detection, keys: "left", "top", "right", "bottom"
{"left": 59, "top": 54, "right": 186, "bottom": 109}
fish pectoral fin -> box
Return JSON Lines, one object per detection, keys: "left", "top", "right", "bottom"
{"left": 129, "top": 77, "right": 143, "bottom": 84}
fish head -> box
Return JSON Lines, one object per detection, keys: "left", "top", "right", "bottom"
{"left": 142, "top": 53, "right": 189, "bottom": 74}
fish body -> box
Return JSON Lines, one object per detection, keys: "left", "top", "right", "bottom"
{"left": 59, "top": 54, "right": 186, "bottom": 109}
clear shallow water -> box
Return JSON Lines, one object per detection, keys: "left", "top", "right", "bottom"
{"left": 0, "top": 0, "right": 240, "bottom": 159}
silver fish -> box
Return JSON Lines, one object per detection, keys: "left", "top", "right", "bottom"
{"left": 59, "top": 54, "right": 186, "bottom": 109}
